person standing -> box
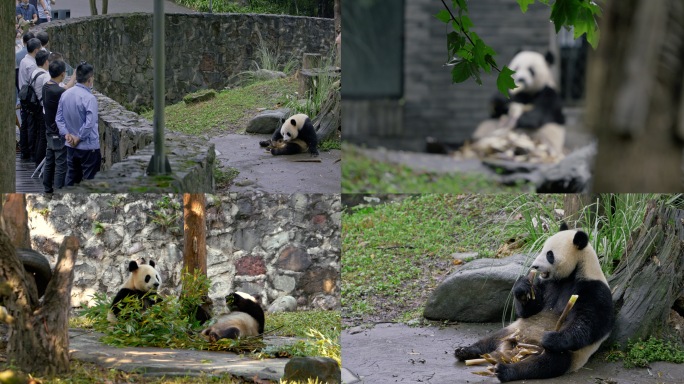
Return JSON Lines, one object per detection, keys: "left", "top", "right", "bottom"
{"left": 42, "top": 57, "right": 74, "bottom": 193}
{"left": 18, "top": 37, "right": 41, "bottom": 161}
{"left": 55, "top": 62, "right": 100, "bottom": 186}
{"left": 16, "top": 0, "right": 38, "bottom": 25}
{"left": 30, "top": 50, "right": 50, "bottom": 167}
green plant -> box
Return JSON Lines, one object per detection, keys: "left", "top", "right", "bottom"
{"left": 179, "top": 268, "right": 212, "bottom": 327}
{"left": 150, "top": 196, "right": 182, "bottom": 233}
{"left": 606, "top": 337, "right": 684, "bottom": 368}
{"left": 214, "top": 165, "right": 240, "bottom": 191}
{"left": 92, "top": 221, "right": 105, "bottom": 236}
{"left": 319, "top": 138, "right": 341, "bottom": 151}
{"left": 285, "top": 49, "right": 338, "bottom": 119}
{"left": 107, "top": 195, "right": 126, "bottom": 214}
{"left": 36, "top": 207, "right": 49, "bottom": 220}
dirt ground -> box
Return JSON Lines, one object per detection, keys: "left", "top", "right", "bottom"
{"left": 211, "top": 134, "right": 341, "bottom": 194}
{"left": 342, "top": 323, "right": 684, "bottom": 384}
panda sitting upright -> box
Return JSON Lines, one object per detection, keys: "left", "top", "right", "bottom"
{"left": 107, "top": 259, "right": 163, "bottom": 323}
{"left": 454, "top": 224, "right": 614, "bottom": 382}
{"left": 473, "top": 50, "right": 566, "bottom": 156}
{"left": 259, "top": 113, "right": 319, "bottom": 157}
{"left": 200, "top": 291, "right": 265, "bottom": 341}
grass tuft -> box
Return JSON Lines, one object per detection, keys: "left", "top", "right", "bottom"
{"left": 606, "top": 337, "right": 684, "bottom": 367}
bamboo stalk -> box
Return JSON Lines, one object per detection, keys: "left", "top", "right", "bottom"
{"left": 555, "top": 294, "right": 578, "bottom": 331}
{"left": 528, "top": 270, "right": 537, "bottom": 300}
{"left": 465, "top": 358, "right": 489, "bottom": 366}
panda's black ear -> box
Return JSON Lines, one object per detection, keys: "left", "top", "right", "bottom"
{"left": 290, "top": 118, "right": 297, "bottom": 126}
{"left": 545, "top": 51, "right": 555, "bottom": 66}
{"left": 149, "top": 260, "right": 156, "bottom": 268}
{"left": 573, "top": 231, "right": 589, "bottom": 250}
{"left": 128, "top": 260, "right": 139, "bottom": 272}
{"left": 559, "top": 222, "right": 569, "bottom": 231}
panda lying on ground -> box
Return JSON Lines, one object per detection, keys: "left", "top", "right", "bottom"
{"left": 201, "top": 291, "right": 265, "bottom": 341}
{"left": 454, "top": 224, "right": 614, "bottom": 382}
{"left": 107, "top": 259, "right": 163, "bottom": 323}
{"left": 259, "top": 113, "right": 319, "bottom": 157}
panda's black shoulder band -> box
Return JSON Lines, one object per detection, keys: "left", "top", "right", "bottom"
{"left": 573, "top": 231, "right": 589, "bottom": 250}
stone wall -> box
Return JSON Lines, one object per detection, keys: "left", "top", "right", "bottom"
{"left": 45, "top": 13, "right": 335, "bottom": 110}
{"left": 25, "top": 193, "right": 341, "bottom": 313}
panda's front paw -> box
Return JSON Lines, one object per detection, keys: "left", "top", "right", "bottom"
{"left": 259, "top": 140, "right": 271, "bottom": 147}
{"left": 494, "top": 363, "right": 515, "bottom": 383}
{"left": 541, "top": 331, "right": 567, "bottom": 351}
{"left": 512, "top": 276, "right": 533, "bottom": 301}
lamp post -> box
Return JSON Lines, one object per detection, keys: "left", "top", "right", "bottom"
{"left": 147, "top": 0, "right": 172, "bottom": 175}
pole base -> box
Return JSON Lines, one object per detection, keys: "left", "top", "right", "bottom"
{"left": 147, "top": 155, "right": 172, "bottom": 175}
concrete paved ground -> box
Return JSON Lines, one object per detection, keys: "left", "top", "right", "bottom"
{"left": 49, "top": 0, "right": 194, "bottom": 19}
{"left": 69, "top": 328, "right": 289, "bottom": 381}
{"left": 211, "top": 134, "right": 341, "bottom": 194}
{"left": 342, "top": 323, "right": 684, "bottom": 384}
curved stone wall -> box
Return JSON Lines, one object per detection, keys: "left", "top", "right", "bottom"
{"left": 26, "top": 193, "right": 341, "bottom": 313}
{"left": 44, "top": 13, "right": 334, "bottom": 110}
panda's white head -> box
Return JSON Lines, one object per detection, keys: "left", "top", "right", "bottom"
{"left": 508, "top": 51, "right": 556, "bottom": 95}
{"left": 531, "top": 225, "right": 607, "bottom": 283}
{"left": 122, "top": 259, "right": 162, "bottom": 292}
{"left": 280, "top": 113, "right": 310, "bottom": 142}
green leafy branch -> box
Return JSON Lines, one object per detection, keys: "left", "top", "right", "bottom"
{"left": 437, "top": 0, "right": 602, "bottom": 97}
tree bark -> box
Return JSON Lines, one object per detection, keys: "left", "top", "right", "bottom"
{"left": 89, "top": 0, "right": 98, "bottom": 15}
{"left": 607, "top": 201, "right": 684, "bottom": 346}
{"left": 183, "top": 193, "right": 207, "bottom": 275}
{"left": 1, "top": 1, "right": 16, "bottom": 192}
{"left": 587, "top": 0, "right": 684, "bottom": 191}
{"left": 1, "top": 194, "right": 31, "bottom": 249}
{"left": 562, "top": 194, "right": 600, "bottom": 229}
{"left": 0, "top": 228, "right": 80, "bottom": 374}
{"left": 102, "top": 0, "right": 108, "bottom": 14}
{"left": 334, "top": 0, "right": 341, "bottom": 66}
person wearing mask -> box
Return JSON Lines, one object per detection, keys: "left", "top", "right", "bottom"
{"left": 16, "top": 0, "right": 38, "bottom": 25}
{"left": 55, "top": 62, "right": 100, "bottom": 185}
{"left": 42, "top": 56, "right": 75, "bottom": 193}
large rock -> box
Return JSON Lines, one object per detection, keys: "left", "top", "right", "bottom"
{"left": 423, "top": 254, "right": 531, "bottom": 322}
{"left": 283, "top": 357, "right": 340, "bottom": 384}
{"left": 246, "top": 108, "right": 291, "bottom": 134}
{"left": 536, "top": 142, "right": 596, "bottom": 193}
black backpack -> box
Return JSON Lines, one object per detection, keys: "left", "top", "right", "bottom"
{"left": 18, "top": 72, "right": 43, "bottom": 113}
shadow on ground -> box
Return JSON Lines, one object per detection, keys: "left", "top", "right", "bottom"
{"left": 211, "top": 134, "right": 341, "bottom": 193}
{"left": 342, "top": 323, "right": 684, "bottom": 384}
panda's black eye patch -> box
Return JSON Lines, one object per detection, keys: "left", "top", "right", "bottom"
{"left": 529, "top": 67, "right": 536, "bottom": 77}
{"left": 145, "top": 275, "right": 151, "bottom": 283}
{"left": 546, "top": 251, "right": 555, "bottom": 264}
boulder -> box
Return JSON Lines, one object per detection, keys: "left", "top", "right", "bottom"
{"left": 283, "top": 356, "right": 340, "bottom": 384}
{"left": 268, "top": 295, "right": 297, "bottom": 313}
{"left": 423, "top": 254, "right": 531, "bottom": 322}
{"left": 245, "top": 108, "right": 291, "bottom": 134}
{"left": 535, "top": 142, "right": 596, "bottom": 193}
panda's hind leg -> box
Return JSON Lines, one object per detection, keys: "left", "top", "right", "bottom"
{"left": 495, "top": 350, "right": 571, "bottom": 382}
{"left": 270, "top": 142, "right": 304, "bottom": 156}
{"left": 454, "top": 327, "right": 511, "bottom": 361}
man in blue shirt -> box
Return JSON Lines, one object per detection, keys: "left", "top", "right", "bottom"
{"left": 16, "top": 0, "right": 38, "bottom": 24}
{"left": 55, "top": 62, "right": 100, "bottom": 186}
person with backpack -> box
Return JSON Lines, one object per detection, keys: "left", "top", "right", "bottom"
{"left": 18, "top": 37, "right": 41, "bottom": 161}
{"left": 56, "top": 62, "right": 100, "bottom": 186}
{"left": 30, "top": 50, "right": 50, "bottom": 168}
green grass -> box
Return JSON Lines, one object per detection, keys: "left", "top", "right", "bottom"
{"left": 143, "top": 77, "right": 297, "bottom": 135}
{"left": 606, "top": 337, "right": 684, "bottom": 368}
{"left": 172, "top": 0, "right": 289, "bottom": 14}
{"left": 341, "top": 194, "right": 563, "bottom": 325}
{"left": 342, "top": 143, "right": 531, "bottom": 193}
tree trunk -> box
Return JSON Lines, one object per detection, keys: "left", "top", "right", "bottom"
{"left": 0, "top": 228, "right": 80, "bottom": 374}
{"left": 562, "top": 194, "right": 600, "bottom": 229}
{"left": 334, "top": 0, "right": 341, "bottom": 66}
{"left": 89, "top": 0, "right": 98, "bottom": 15}
{"left": 607, "top": 201, "right": 684, "bottom": 346}
{"left": 313, "top": 86, "right": 341, "bottom": 142}
{"left": 1, "top": 194, "right": 31, "bottom": 249}
{"left": 102, "top": 0, "right": 108, "bottom": 14}
{"left": 587, "top": 0, "right": 684, "bottom": 192}
{"left": 1, "top": 1, "right": 16, "bottom": 192}
{"left": 183, "top": 193, "right": 207, "bottom": 275}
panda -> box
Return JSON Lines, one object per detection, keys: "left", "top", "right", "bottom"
{"left": 454, "top": 224, "right": 614, "bottom": 382}
{"left": 200, "top": 291, "right": 265, "bottom": 341}
{"left": 107, "top": 259, "right": 163, "bottom": 323}
{"left": 472, "top": 50, "right": 566, "bottom": 156}
{"left": 259, "top": 113, "right": 319, "bottom": 157}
